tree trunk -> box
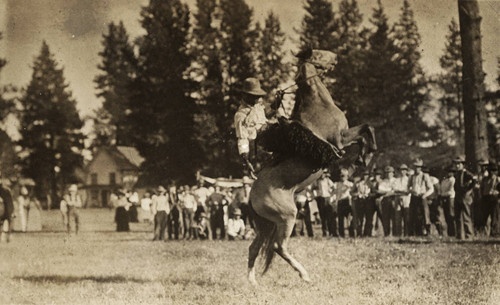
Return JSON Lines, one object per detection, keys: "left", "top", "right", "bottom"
{"left": 458, "top": 0, "right": 488, "bottom": 172}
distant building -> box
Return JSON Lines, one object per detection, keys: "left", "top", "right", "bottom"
{"left": 84, "top": 146, "right": 144, "bottom": 207}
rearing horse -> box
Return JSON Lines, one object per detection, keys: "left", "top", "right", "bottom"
{"left": 247, "top": 48, "right": 376, "bottom": 285}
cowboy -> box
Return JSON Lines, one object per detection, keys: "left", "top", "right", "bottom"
{"left": 61, "top": 184, "right": 83, "bottom": 234}
{"left": 453, "top": 156, "right": 476, "bottom": 239}
{"left": 313, "top": 169, "right": 336, "bottom": 237}
{"left": 439, "top": 166, "right": 456, "bottom": 237}
{"left": 479, "top": 163, "right": 499, "bottom": 236}
{"left": 378, "top": 166, "right": 400, "bottom": 237}
{"left": 227, "top": 208, "right": 246, "bottom": 240}
{"left": 334, "top": 168, "right": 355, "bottom": 237}
{"left": 352, "top": 170, "right": 371, "bottom": 236}
{"left": 394, "top": 164, "right": 411, "bottom": 236}
{"left": 408, "top": 159, "right": 434, "bottom": 236}
{"left": 152, "top": 185, "right": 170, "bottom": 241}
{"left": 234, "top": 77, "right": 281, "bottom": 177}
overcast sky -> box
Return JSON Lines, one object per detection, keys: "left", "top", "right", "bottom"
{"left": 1, "top": 0, "right": 500, "bottom": 116}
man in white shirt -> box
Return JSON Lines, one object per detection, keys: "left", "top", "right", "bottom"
{"left": 378, "top": 166, "right": 399, "bottom": 237}
{"left": 61, "top": 184, "right": 83, "bottom": 234}
{"left": 353, "top": 170, "right": 371, "bottom": 236}
{"left": 335, "top": 168, "right": 354, "bottom": 237}
{"left": 227, "top": 208, "right": 246, "bottom": 240}
{"left": 313, "top": 170, "right": 336, "bottom": 237}
{"left": 152, "top": 186, "right": 170, "bottom": 241}
{"left": 408, "top": 159, "right": 434, "bottom": 236}
{"left": 394, "top": 164, "right": 411, "bottom": 236}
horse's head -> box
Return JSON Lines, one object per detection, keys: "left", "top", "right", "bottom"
{"left": 294, "top": 48, "right": 337, "bottom": 72}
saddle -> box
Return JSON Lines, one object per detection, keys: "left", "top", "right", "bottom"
{"left": 258, "top": 118, "right": 342, "bottom": 169}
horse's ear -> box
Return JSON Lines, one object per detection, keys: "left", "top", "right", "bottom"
{"left": 294, "top": 47, "right": 313, "bottom": 60}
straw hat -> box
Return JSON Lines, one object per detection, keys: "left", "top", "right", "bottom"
{"left": 68, "top": 184, "right": 78, "bottom": 192}
{"left": 233, "top": 208, "right": 242, "bottom": 216}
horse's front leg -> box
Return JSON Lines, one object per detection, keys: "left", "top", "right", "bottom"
{"left": 341, "top": 125, "right": 376, "bottom": 166}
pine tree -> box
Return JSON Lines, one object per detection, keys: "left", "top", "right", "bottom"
{"left": 19, "top": 41, "right": 83, "bottom": 203}
{"left": 330, "top": 0, "right": 366, "bottom": 123}
{"left": 127, "top": 0, "right": 201, "bottom": 184}
{"left": 390, "top": 0, "right": 429, "bottom": 143}
{"left": 436, "top": 18, "right": 463, "bottom": 141}
{"left": 363, "top": 0, "right": 398, "bottom": 126}
{"left": 191, "top": 0, "right": 228, "bottom": 177}
{"left": 257, "top": 11, "right": 291, "bottom": 94}
{"left": 298, "top": 0, "right": 339, "bottom": 50}
{"left": 94, "top": 21, "right": 137, "bottom": 146}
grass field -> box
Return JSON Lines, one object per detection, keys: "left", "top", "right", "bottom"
{"left": 1, "top": 209, "right": 499, "bottom": 305}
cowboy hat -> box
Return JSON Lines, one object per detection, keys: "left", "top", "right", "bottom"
{"left": 384, "top": 166, "right": 394, "bottom": 173}
{"left": 239, "top": 78, "right": 266, "bottom": 96}
{"left": 233, "top": 208, "right": 242, "bottom": 216}
{"left": 453, "top": 155, "right": 465, "bottom": 163}
{"left": 413, "top": 159, "right": 424, "bottom": 167}
{"left": 68, "top": 184, "right": 78, "bottom": 192}
{"left": 399, "top": 164, "right": 408, "bottom": 170}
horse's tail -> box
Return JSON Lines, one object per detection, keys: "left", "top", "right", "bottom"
{"left": 249, "top": 200, "right": 277, "bottom": 274}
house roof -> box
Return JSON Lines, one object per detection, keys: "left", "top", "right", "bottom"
{"left": 88, "top": 146, "right": 144, "bottom": 172}
{"left": 116, "top": 146, "right": 145, "bottom": 168}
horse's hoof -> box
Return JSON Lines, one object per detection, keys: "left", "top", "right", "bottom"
{"left": 300, "top": 274, "right": 312, "bottom": 283}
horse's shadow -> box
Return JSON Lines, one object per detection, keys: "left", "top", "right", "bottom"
{"left": 13, "top": 275, "right": 150, "bottom": 284}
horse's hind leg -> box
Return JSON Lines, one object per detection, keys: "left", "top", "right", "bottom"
{"left": 248, "top": 233, "right": 265, "bottom": 285}
{"left": 275, "top": 218, "right": 311, "bottom": 282}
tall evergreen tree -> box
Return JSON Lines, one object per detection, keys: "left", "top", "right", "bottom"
{"left": 257, "top": 11, "right": 291, "bottom": 94}
{"left": 94, "top": 21, "right": 137, "bottom": 146}
{"left": 191, "top": 0, "right": 228, "bottom": 176}
{"left": 298, "top": 0, "right": 339, "bottom": 50}
{"left": 127, "top": 0, "right": 201, "bottom": 184}
{"left": 19, "top": 41, "right": 84, "bottom": 202}
{"left": 330, "top": 0, "right": 366, "bottom": 123}
{"left": 363, "top": 0, "right": 398, "bottom": 126}
{"left": 436, "top": 18, "right": 463, "bottom": 141}
{"left": 390, "top": 0, "right": 429, "bottom": 143}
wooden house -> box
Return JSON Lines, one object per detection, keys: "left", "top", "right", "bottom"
{"left": 84, "top": 146, "right": 144, "bottom": 207}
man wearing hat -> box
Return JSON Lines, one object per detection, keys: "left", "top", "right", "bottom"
{"left": 352, "top": 170, "right": 372, "bottom": 236}
{"left": 408, "top": 159, "right": 434, "bottom": 236}
{"left": 394, "top": 164, "right": 411, "bottom": 236}
{"left": 479, "top": 163, "right": 499, "bottom": 236}
{"left": 61, "top": 184, "right": 83, "bottom": 234}
{"left": 453, "top": 156, "right": 476, "bottom": 239}
{"left": 152, "top": 186, "right": 170, "bottom": 241}
{"left": 439, "top": 166, "right": 456, "bottom": 237}
{"left": 377, "top": 166, "right": 400, "bottom": 237}
{"left": 334, "top": 168, "right": 355, "bottom": 237}
{"left": 313, "top": 169, "right": 336, "bottom": 237}
{"left": 234, "top": 77, "right": 280, "bottom": 177}
{"left": 0, "top": 170, "right": 14, "bottom": 242}
{"left": 227, "top": 208, "right": 246, "bottom": 240}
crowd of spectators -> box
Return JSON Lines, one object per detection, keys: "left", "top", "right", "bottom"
{"left": 105, "top": 155, "right": 500, "bottom": 241}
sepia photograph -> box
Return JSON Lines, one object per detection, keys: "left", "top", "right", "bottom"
{"left": 0, "top": 0, "right": 500, "bottom": 304}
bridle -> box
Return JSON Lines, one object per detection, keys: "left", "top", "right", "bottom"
{"left": 275, "top": 61, "right": 334, "bottom": 115}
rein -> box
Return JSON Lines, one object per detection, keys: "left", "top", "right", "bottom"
{"left": 275, "top": 63, "right": 332, "bottom": 116}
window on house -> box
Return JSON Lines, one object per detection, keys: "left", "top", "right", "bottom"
{"left": 91, "top": 173, "right": 97, "bottom": 185}
{"left": 109, "top": 172, "right": 116, "bottom": 185}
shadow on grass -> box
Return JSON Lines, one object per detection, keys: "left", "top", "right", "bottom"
{"left": 13, "top": 275, "right": 150, "bottom": 284}
{"left": 396, "top": 238, "right": 500, "bottom": 245}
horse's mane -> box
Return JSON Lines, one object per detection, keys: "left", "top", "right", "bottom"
{"left": 290, "top": 61, "right": 312, "bottom": 120}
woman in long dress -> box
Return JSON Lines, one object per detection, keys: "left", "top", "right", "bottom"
{"left": 114, "top": 190, "right": 130, "bottom": 232}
